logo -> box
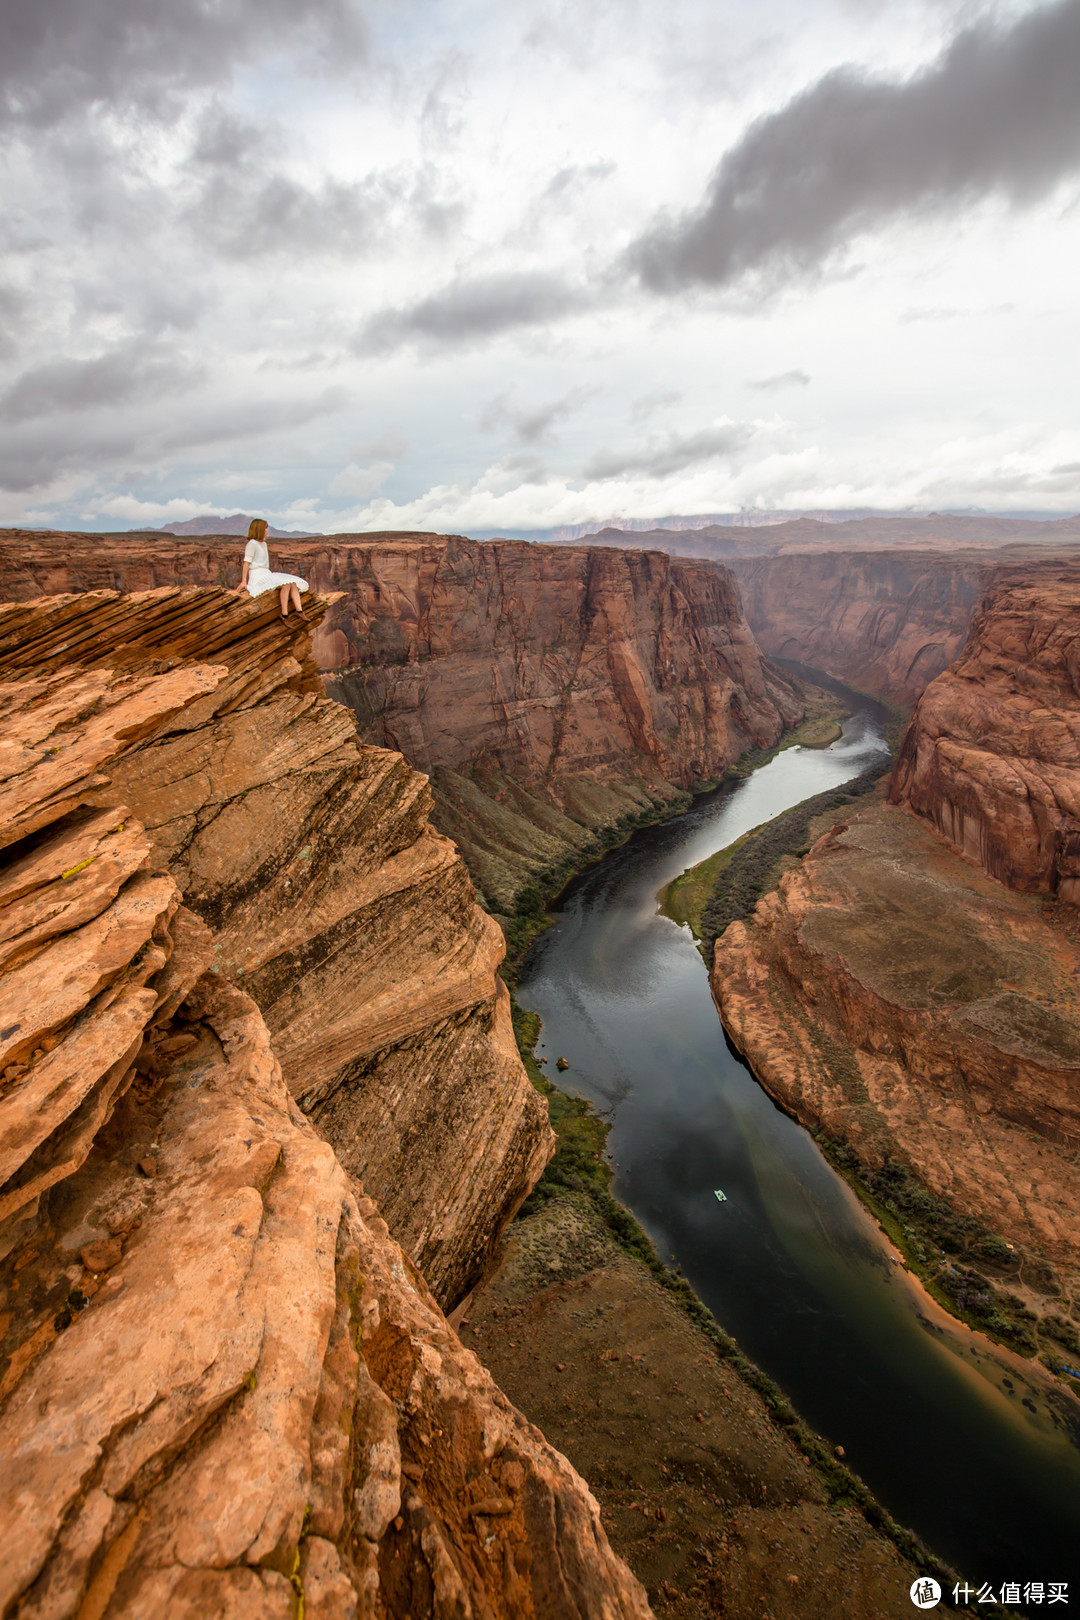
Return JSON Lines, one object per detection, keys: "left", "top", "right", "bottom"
{"left": 910, "top": 1577, "right": 941, "bottom": 1609}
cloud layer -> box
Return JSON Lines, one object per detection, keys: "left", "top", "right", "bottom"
{"left": 630, "top": 0, "right": 1080, "bottom": 291}
{"left": 1, "top": 0, "right": 1078, "bottom": 530}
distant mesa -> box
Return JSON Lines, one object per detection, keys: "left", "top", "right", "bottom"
{"left": 151, "top": 512, "right": 322, "bottom": 538}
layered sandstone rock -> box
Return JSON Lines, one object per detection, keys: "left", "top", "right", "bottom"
{"left": 890, "top": 560, "right": 1080, "bottom": 900}
{"left": 0, "top": 590, "right": 650, "bottom": 1618}
{"left": 712, "top": 802, "right": 1080, "bottom": 1300}
{"left": 710, "top": 563, "right": 1080, "bottom": 1303}
{"left": 320, "top": 538, "right": 804, "bottom": 906}
{"left": 728, "top": 550, "right": 995, "bottom": 708}
{"left": 0, "top": 528, "right": 804, "bottom": 910}
{"left": 0, "top": 590, "right": 552, "bottom": 1306}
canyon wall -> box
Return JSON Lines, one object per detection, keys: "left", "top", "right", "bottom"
{"left": 0, "top": 530, "right": 804, "bottom": 911}
{"left": 0, "top": 588, "right": 553, "bottom": 1308}
{"left": 710, "top": 560, "right": 1080, "bottom": 1314}
{"left": 0, "top": 588, "right": 651, "bottom": 1619}
{"left": 564, "top": 512, "right": 1080, "bottom": 559}
{"left": 728, "top": 550, "right": 995, "bottom": 708}
{"left": 889, "top": 560, "right": 1080, "bottom": 901}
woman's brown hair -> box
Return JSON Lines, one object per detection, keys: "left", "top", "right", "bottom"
{"left": 247, "top": 518, "right": 268, "bottom": 540}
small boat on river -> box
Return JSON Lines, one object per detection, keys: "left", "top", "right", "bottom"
{"left": 714, "top": 1188, "right": 727, "bottom": 1202}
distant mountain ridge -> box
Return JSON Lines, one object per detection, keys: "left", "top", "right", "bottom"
{"left": 153, "top": 513, "right": 321, "bottom": 538}
{"left": 553, "top": 512, "right": 1080, "bottom": 559}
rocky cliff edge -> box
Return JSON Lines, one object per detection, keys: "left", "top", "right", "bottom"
{"left": 0, "top": 587, "right": 552, "bottom": 1309}
{"left": 0, "top": 587, "right": 650, "bottom": 1618}
{"left": 0, "top": 531, "right": 805, "bottom": 912}
{"left": 890, "top": 560, "right": 1080, "bottom": 900}
{"left": 710, "top": 561, "right": 1080, "bottom": 1333}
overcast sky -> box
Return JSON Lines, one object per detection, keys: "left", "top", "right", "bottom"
{"left": 2, "top": 0, "right": 1079, "bottom": 535}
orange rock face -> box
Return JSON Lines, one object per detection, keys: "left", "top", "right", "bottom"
{"left": 710, "top": 562, "right": 1080, "bottom": 1314}
{"left": 712, "top": 802, "right": 1080, "bottom": 1301}
{"left": 890, "top": 560, "right": 1080, "bottom": 900}
{"left": 728, "top": 549, "right": 996, "bottom": 707}
{"left": 0, "top": 527, "right": 804, "bottom": 908}
{"left": 0, "top": 588, "right": 650, "bottom": 1619}
{"left": 0, "top": 589, "right": 552, "bottom": 1307}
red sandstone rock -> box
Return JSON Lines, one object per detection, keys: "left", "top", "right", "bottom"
{"left": 890, "top": 560, "right": 1080, "bottom": 899}
{"left": 729, "top": 549, "right": 995, "bottom": 706}
{"left": 0, "top": 588, "right": 552, "bottom": 1307}
{"left": 712, "top": 801, "right": 1080, "bottom": 1300}
{"left": 0, "top": 588, "right": 650, "bottom": 1619}
{"left": 0, "top": 527, "right": 805, "bottom": 908}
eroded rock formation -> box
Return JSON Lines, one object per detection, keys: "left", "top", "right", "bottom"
{"left": 0, "top": 589, "right": 650, "bottom": 1618}
{"left": 890, "top": 560, "right": 1080, "bottom": 900}
{"left": 710, "top": 561, "right": 1080, "bottom": 1311}
{"left": 0, "top": 529, "right": 804, "bottom": 911}
{"left": 712, "top": 802, "right": 1080, "bottom": 1300}
{"left": 0, "top": 589, "right": 552, "bottom": 1307}
{"left": 728, "top": 550, "right": 994, "bottom": 707}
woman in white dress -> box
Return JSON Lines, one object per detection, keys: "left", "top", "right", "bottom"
{"left": 239, "top": 518, "right": 310, "bottom": 618}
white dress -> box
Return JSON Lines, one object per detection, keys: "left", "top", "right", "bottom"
{"left": 243, "top": 538, "right": 309, "bottom": 598}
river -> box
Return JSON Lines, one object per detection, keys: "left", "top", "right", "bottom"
{"left": 517, "top": 678, "right": 1080, "bottom": 1602}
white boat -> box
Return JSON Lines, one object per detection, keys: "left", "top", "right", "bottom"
{"left": 714, "top": 1188, "right": 727, "bottom": 1202}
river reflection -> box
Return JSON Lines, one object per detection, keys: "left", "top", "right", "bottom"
{"left": 518, "top": 684, "right": 1080, "bottom": 1597}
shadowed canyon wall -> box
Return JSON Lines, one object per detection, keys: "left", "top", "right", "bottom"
{"left": 710, "top": 559, "right": 1080, "bottom": 1321}
{"left": 0, "top": 530, "right": 805, "bottom": 911}
{"left": 0, "top": 588, "right": 652, "bottom": 1618}
{"left": 727, "top": 550, "right": 995, "bottom": 708}
{"left": 890, "top": 560, "right": 1080, "bottom": 902}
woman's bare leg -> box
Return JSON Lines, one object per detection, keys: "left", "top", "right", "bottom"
{"left": 289, "top": 583, "right": 303, "bottom": 615}
{"left": 279, "top": 584, "right": 290, "bottom": 618}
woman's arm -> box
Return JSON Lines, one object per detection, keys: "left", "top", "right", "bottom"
{"left": 240, "top": 554, "right": 250, "bottom": 592}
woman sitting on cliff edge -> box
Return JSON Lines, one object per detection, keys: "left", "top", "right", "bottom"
{"left": 240, "top": 518, "right": 309, "bottom": 619}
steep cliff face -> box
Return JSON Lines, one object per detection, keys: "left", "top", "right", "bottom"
{"left": 727, "top": 550, "right": 995, "bottom": 708}
{"left": 320, "top": 538, "right": 803, "bottom": 906}
{"left": 712, "top": 804, "right": 1080, "bottom": 1300}
{"left": 0, "top": 529, "right": 804, "bottom": 911}
{"left": 0, "top": 589, "right": 552, "bottom": 1308}
{"left": 0, "top": 590, "right": 650, "bottom": 1619}
{"left": 890, "top": 560, "right": 1080, "bottom": 901}
{"left": 709, "top": 562, "right": 1080, "bottom": 1318}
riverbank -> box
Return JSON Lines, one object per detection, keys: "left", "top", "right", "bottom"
{"left": 667, "top": 776, "right": 1080, "bottom": 1382}
{"left": 461, "top": 1186, "right": 937, "bottom": 1619}
{"left": 472, "top": 1005, "right": 968, "bottom": 1618}
{"left": 706, "top": 795, "right": 1080, "bottom": 1393}
{"left": 499, "top": 679, "right": 849, "bottom": 980}
{"left": 497, "top": 940, "right": 968, "bottom": 1609}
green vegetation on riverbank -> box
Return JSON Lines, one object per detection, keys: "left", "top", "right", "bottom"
{"left": 663, "top": 755, "right": 1080, "bottom": 1389}
{"left": 819, "top": 1135, "right": 1080, "bottom": 1382}
{"left": 507, "top": 998, "right": 976, "bottom": 1604}
{"left": 660, "top": 758, "right": 893, "bottom": 956}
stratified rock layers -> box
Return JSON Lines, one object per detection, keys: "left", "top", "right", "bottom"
{"left": 0, "top": 529, "right": 804, "bottom": 909}
{"left": 729, "top": 550, "right": 994, "bottom": 708}
{"left": 710, "top": 561, "right": 1080, "bottom": 1301}
{"left": 319, "top": 538, "right": 803, "bottom": 908}
{"left": 0, "top": 589, "right": 649, "bottom": 1619}
{"left": 712, "top": 804, "right": 1080, "bottom": 1295}
{"left": 0, "top": 590, "right": 553, "bottom": 1307}
{"left": 890, "top": 560, "right": 1080, "bottom": 900}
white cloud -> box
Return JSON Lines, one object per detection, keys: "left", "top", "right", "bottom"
{"left": 3, "top": 0, "right": 1079, "bottom": 531}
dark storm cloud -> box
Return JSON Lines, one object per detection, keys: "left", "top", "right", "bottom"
{"left": 0, "top": 386, "right": 348, "bottom": 492}
{"left": 629, "top": 0, "right": 1080, "bottom": 292}
{"left": 356, "top": 272, "right": 593, "bottom": 353}
{"left": 583, "top": 422, "right": 755, "bottom": 481}
{"left": 0, "top": 341, "right": 206, "bottom": 422}
{"left": 0, "top": 0, "right": 366, "bottom": 128}
{"left": 749, "top": 369, "right": 811, "bottom": 390}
